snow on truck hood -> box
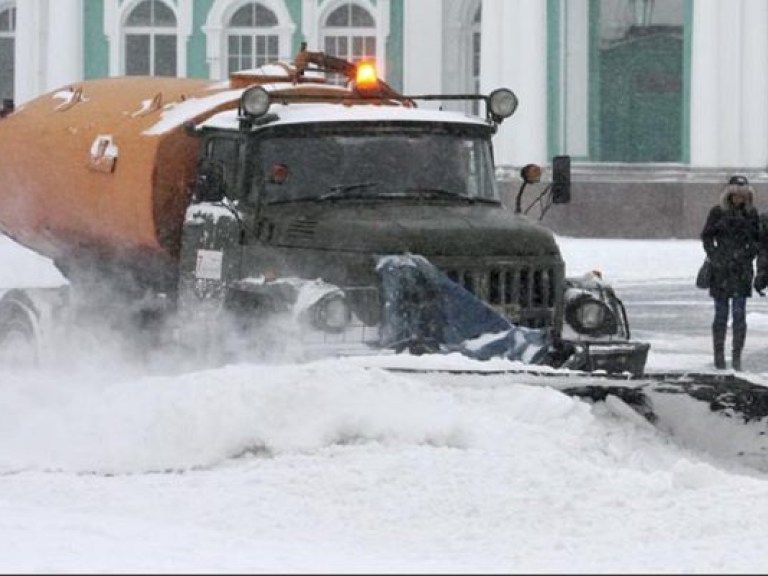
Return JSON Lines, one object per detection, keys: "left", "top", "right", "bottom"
{"left": 142, "top": 87, "right": 245, "bottom": 136}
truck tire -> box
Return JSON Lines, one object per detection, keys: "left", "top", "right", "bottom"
{"left": 0, "top": 290, "right": 40, "bottom": 367}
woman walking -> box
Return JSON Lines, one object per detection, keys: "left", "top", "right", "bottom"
{"left": 701, "top": 175, "right": 760, "bottom": 371}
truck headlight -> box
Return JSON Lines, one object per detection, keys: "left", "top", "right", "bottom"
{"left": 565, "top": 294, "right": 618, "bottom": 336}
{"left": 311, "top": 293, "right": 351, "bottom": 332}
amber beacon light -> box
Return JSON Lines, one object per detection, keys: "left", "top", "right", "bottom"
{"left": 355, "top": 61, "right": 379, "bottom": 92}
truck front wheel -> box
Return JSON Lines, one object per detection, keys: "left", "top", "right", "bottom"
{"left": 0, "top": 290, "right": 40, "bottom": 367}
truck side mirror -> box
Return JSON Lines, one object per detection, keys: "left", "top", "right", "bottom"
{"left": 194, "top": 159, "right": 226, "bottom": 203}
{"left": 551, "top": 155, "right": 571, "bottom": 204}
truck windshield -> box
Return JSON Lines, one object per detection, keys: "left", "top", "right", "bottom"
{"left": 256, "top": 128, "right": 500, "bottom": 205}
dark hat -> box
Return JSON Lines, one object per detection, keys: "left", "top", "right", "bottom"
{"left": 729, "top": 175, "right": 749, "bottom": 186}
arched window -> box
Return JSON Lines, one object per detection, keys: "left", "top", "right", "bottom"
{"left": 124, "top": 0, "right": 178, "bottom": 76}
{"left": 0, "top": 3, "right": 14, "bottom": 102}
{"left": 226, "top": 2, "right": 280, "bottom": 73}
{"left": 321, "top": 2, "right": 375, "bottom": 84}
{"left": 204, "top": 0, "right": 295, "bottom": 80}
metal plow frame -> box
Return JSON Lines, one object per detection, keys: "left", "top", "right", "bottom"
{"left": 378, "top": 364, "right": 768, "bottom": 473}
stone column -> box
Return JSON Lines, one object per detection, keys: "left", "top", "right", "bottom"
{"left": 402, "top": 0, "right": 443, "bottom": 96}
{"left": 16, "top": 0, "right": 82, "bottom": 103}
{"left": 14, "top": 0, "right": 44, "bottom": 104}
{"left": 481, "top": 0, "right": 548, "bottom": 166}
{"left": 740, "top": 0, "right": 768, "bottom": 168}
{"left": 689, "top": 0, "right": 718, "bottom": 167}
{"left": 690, "top": 0, "right": 768, "bottom": 168}
{"left": 47, "top": 0, "right": 83, "bottom": 91}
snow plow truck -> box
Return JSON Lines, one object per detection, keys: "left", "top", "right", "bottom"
{"left": 0, "top": 43, "right": 648, "bottom": 374}
{"left": 5, "top": 45, "right": 768, "bottom": 472}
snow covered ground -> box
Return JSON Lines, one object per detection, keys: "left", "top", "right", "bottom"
{"left": 3, "top": 235, "right": 768, "bottom": 573}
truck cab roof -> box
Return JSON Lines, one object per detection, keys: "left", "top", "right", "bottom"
{"left": 198, "top": 95, "right": 493, "bottom": 133}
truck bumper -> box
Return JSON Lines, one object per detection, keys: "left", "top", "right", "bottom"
{"left": 572, "top": 340, "right": 651, "bottom": 377}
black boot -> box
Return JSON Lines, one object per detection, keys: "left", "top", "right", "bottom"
{"left": 733, "top": 323, "right": 746, "bottom": 371}
{"left": 732, "top": 350, "right": 742, "bottom": 372}
{"left": 713, "top": 324, "right": 726, "bottom": 370}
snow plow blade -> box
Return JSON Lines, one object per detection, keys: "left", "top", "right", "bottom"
{"left": 563, "top": 371, "right": 768, "bottom": 469}
{"left": 379, "top": 364, "right": 768, "bottom": 472}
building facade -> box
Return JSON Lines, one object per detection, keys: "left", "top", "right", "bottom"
{"left": 2, "top": 0, "right": 768, "bottom": 237}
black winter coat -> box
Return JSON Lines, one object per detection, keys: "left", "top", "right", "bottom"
{"left": 755, "top": 213, "right": 768, "bottom": 292}
{"left": 701, "top": 203, "right": 759, "bottom": 299}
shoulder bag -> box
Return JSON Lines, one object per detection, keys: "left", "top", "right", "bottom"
{"left": 696, "top": 258, "right": 712, "bottom": 289}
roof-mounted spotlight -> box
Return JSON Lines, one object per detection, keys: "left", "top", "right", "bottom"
{"left": 488, "top": 88, "right": 518, "bottom": 123}
{"left": 240, "top": 86, "right": 271, "bottom": 118}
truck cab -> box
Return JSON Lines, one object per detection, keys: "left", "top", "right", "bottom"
{"left": 174, "top": 47, "right": 573, "bottom": 362}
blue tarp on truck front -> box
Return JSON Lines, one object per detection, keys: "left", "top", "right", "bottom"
{"left": 375, "top": 254, "right": 553, "bottom": 364}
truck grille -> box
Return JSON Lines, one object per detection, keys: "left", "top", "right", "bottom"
{"left": 441, "top": 261, "right": 563, "bottom": 329}
{"left": 302, "top": 261, "right": 564, "bottom": 351}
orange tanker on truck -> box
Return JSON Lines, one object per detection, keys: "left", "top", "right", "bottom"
{"left": 0, "top": 44, "right": 649, "bottom": 377}
{"left": 0, "top": 67, "right": 341, "bottom": 295}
